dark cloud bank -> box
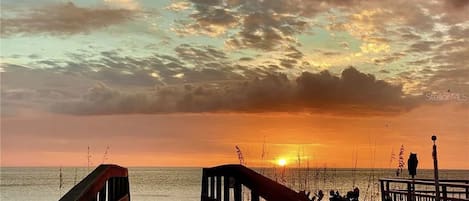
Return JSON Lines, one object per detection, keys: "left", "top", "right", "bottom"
{"left": 52, "top": 67, "right": 420, "bottom": 116}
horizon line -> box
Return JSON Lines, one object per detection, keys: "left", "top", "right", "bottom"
{"left": 1, "top": 165, "right": 468, "bottom": 171}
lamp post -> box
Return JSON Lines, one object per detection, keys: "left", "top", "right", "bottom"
{"left": 432, "top": 135, "right": 440, "bottom": 200}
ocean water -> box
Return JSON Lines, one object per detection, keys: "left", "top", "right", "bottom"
{"left": 1, "top": 167, "right": 468, "bottom": 201}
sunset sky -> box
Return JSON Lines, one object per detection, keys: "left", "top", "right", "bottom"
{"left": 1, "top": 0, "right": 468, "bottom": 169}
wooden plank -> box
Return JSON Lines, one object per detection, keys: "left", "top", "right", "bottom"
{"left": 223, "top": 176, "right": 229, "bottom": 201}
{"left": 216, "top": 176, "right": 222, "bottom": 201}
{"left": 210, "top": 176, "right": 215, "bottom": 199}
{"left": 251, "top": 190, "right": 260, "bottom": 201}
{"left": 234, "top": 179, "right": 241, "bottom": 201}
{"left": 201, "top": 169, "right": 209, "bottom": 201}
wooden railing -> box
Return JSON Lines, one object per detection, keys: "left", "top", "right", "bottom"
{"left": 59, "top": 164, "right": 130, "bottom": 201}
{"left": 201, "top": 164, "right": 309, "bottom": 201}
{"left": 380, "top": 178, "right": 469, "bottom": 201}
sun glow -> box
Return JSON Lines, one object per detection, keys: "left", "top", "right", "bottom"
{"left": 277, "top": 158, "right": 287, "bottom": 166}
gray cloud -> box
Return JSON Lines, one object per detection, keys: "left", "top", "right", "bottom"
{"left": 225, "top": 11, "right": 308, "bottom": 50}
{"left": 51, "top": 67, "right": 421, "bottom": 115}
{"left": 373, "top": 53, "right": 406, "bottom": 65}
{"left": 408, "top": 41, "right": 438, "bottom": 53}
{"left": 445, "top": 0, "right": 469, "bottom": 8}
{"left": 1, "top": 64, "right": 92, "bottom": 116}
{"left": 191, "top": 7, "right": 238, "bottom": 26}
{"left": 279, "top": 58, "right": 298, "bottom": 69}
{"left": 285, "top": 46, "right": 304, "bottom": 59}
{"left": 173, "top": 0, "right": 469, "bottom": 54}
{"left": 181, "top": 0, "right": 317, "bottom": 50}
{"left": 0, "top": 2, "right": 136, "bottom": 36}
{"left": 175, "top": 44, "right": 228, "bottom": 64}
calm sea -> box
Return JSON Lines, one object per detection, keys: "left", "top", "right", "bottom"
{"left": 1, "top": 167, "right": 468, "bottom": 201}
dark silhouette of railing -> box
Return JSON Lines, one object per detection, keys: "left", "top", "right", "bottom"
{"left": 380, "top": 178, "right": 469, "bottom": 201}
{"left": 201, "top": 164, "right": 309, "bottom": 201}
{"left": 60, "top": 164, "right": 130, "bottom": 201}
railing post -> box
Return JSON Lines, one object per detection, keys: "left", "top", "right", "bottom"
{"left": 466, "top": 181, "right": 469, "bottom": 199}
{"left": 121, "top": 177, "right": 126, "bottom": 199}
{"left": 201, "top": 169, "right": 209, "bottom": 201}
{"left": 432, "top": 136, "right": 440, "bottom": 201}
{"left": 442, "top": 185, "right": 447, "bottom": 201}
{"left": 407, "top": 182, "right": 412, "bottom": 201}
{"left": 118, "top": 177, "right": 129, "bottom": 200}
{"left": 116, "top": 177, "right": 122, "bottom": 200}
{"left": 99, "top": 185, "right": 106, "bottom": 201}
{"left": 109, "top": 177, "right": 116, "bottom": 201}
{"left": 380, "top": 180, "right": 385, "bottom": 201}
{"left": 234, "top": 178, "right": 242, "bottom": 201}
{"left": 210, "top": 176, "right": 215, "bottom": 199}
{"left": 125, "top": 177, "right": 130, "bottom": 201}
{"left": 216, "top": 176, "right": 222, "bottom": 201}
{"left": 224, "top": 176, "right": 230, "bottom": 201}
{"left": 251, "top": 190, "right": 260, "bottom": 201}
{"left": 386, "top": 181, "right": 390, "bottom": 195}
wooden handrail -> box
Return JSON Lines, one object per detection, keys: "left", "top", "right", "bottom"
{"left": 380, "top": 178, "right": 469, "bottom": 201}
{"left": 201, "top": 164, "right": 309, "bottom": 201}
{"left": 59, "top": 164, "right": 130, "bottom": 201}
{"left": 380, "top": 178, "right": 469, "bottom": 188}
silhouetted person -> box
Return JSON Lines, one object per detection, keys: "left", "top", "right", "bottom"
{"left": 299, "top": 190, "right": 328, "bottom": 201}
{"left": 329, "top": 190, "right": 343, "bottom": 201}
{"left": 317, "top": 190, "right": 324, "bottom": 201}
{"left": 353, "top": 187, "right": 360, "bottom": 200}
{"left": 408, "top": 153, "right": 418, "bottom": 178}
{"left": 346, "top": 187, "right": 360, "bottom": 201}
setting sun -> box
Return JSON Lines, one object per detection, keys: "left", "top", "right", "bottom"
{"left": 278, "top": 158, "right": 287, "bottom": 166}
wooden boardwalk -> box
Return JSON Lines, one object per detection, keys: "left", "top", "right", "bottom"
{"left": 60, "top": 164, "right": 469, "bottom": 201}
{"left": 380, "top": 178, "right": 469, "bottom": 201}
{"left": 59, "top": 164, "right": 130, "bottom": 201}
{"left": 201, "top": 164, "right": 310, "bottom": 201}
